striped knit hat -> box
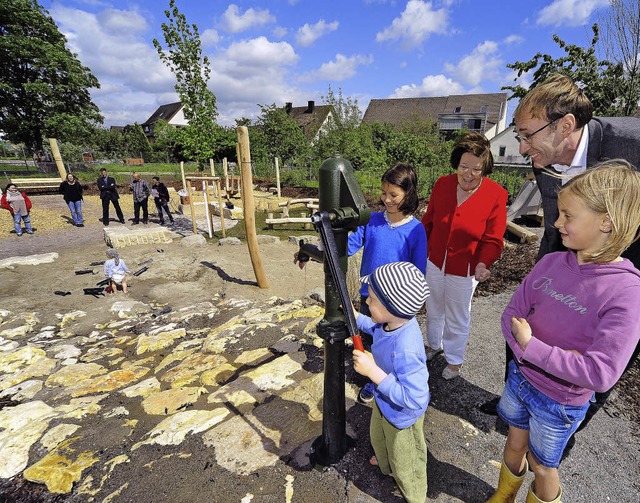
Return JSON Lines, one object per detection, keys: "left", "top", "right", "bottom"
{"left": 361, "top": 262, "right": 430, "bottom": 319}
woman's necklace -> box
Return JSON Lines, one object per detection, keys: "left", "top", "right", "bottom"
{"left": 384, "top": 210, "right": 410, "bottom": 229}
{"left": 458, "top": 179, "right": 482, "bottom": 195}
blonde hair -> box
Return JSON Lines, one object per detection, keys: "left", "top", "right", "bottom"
{"left": 559, "top": 160, "right": 640, "bottom": 263}
{"left": 515, "top": 74, "right": 593, "bottom": 128}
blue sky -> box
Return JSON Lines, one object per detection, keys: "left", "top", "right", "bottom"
{"left": 39, "top": 0, "right": 611, "bottom": 127}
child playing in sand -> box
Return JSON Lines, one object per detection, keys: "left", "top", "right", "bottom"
{"left": 103, "top": 248, "right": 130, "bottom": 294}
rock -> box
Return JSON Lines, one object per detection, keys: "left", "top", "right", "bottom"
{"left": 179, "top": 234, "right": 207, "bottom": 247}
{"left": 218, "top": 237, "right": 242, "bottom": 246}
{"left": 0, "top": 401, "right": 56, "bottom": 478}
{"left": 133, "top": 409, "right": 229, "bottom": 450}
{"left": 306, "top": 288, "right": 325, "bottom": 304}
{"left": 109, "top": 300, "right": 151, "bottom": 318}
{"left": 288, "top": 235, "right": 318, "bottom": 245}
{"left": 0, "top": 253, "right": 59, "bottom": 268}
{"left": 136, "top": 328, "right": 187, "bottom": 355}
{"left": 0, "top": 379, "right": 43, "bottom": 401}
{"left": 256, "top": 234, "right": 279, "bottom": 244}
{"left": 141, "top": 386, "right": 206, "bottom": 415}
{"left": 23, "top": 439, "right": 99, "bottom": 494}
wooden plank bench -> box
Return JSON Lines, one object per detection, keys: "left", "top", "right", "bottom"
{"left": 10, "top": 177, "right": 63, "bottom": 191}
{"left": 277, "top": 198, "right": 319, "bottom": 218}
{"left": 265, "top": 215, "right": 313, "bottom": 230}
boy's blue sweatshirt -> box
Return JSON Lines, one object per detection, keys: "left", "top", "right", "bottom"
{"left": 357, "top": 314, "right": 430, "bottom": 428}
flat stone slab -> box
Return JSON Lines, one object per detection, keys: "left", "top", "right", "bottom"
{"left": 103, "top": 226, "right": 178, "bottom": 249}
{"left": 0, "top": 253, "right": 59, "bottom": 268}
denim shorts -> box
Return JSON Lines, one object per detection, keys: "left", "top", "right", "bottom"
{"left": 497, "top": 360, "right": 590, "bottom": 468}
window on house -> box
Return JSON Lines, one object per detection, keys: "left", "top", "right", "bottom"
{"left": 454, "top": 106, "right": 462, "bottom": 113}
{"left": 499, "top": 146, "right": 506, "bottom": 157}
{"left": 440, "top": 119, "right": 464, "bottom": 130}
{"left": 467, "top": 119, "right": 482, "bottom": 129}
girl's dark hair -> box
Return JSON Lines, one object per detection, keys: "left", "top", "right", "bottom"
{"left": 5, "top": 183, "right": 17, "bottom": 192}
{"left": 450, "top": 132, "right": 494, "bottom": 175}
{"left": 381, "top": 162, "right": 419, "bottom": 214}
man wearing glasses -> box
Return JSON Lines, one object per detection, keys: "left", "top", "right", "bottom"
{"left": 481, "top": 73, "right": 640, "bottom": 457}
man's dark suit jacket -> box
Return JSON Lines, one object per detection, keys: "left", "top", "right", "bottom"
{"left": 97, "top": 176, "right": 120, "bottom": 201}
{"left": 534, "top": 116, "right": 640, "bottom": 268}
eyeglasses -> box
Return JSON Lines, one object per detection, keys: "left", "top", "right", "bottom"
{"left": 514, "top": 118, "right": 559, "bottom": 144}
{"left": 458, "top": 165, "right": 483, "bottom": 176}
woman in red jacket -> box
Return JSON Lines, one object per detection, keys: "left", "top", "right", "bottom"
{"left": 1, "top": 183, "right": 33, "bottom": 236}
{"left": 422, "top": 132, "right": 507, "bottom": 379}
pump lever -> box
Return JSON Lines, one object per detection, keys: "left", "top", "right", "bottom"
{"left": 312, "top": 211, "right": 363, "bottom": 351}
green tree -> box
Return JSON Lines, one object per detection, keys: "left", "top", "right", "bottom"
{"left": 0, "top": 0, "right": 103, "bottom": 152}
{"left": 598, "top": 0, "right": 640, "bottom": 116}
{"left": 502, "top": 24, "right": 630, "bottom": 116}
{"left": 122, "top": 124, "right": 152, "bottom": 160}
{"left": 150, "top": 119, "right": 183, "bottom": 162}
{"left": 153, "top": 0, "right": 221, "bottom": 167}
{"left": 252, "top": 104, "right": 311, "bottom": 166}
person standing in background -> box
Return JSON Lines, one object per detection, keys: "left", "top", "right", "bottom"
{"left": 130, "top": 172, "right": 150, "bottom": 225}
{"left": 1, "top": 183, "right": 33, "bottom": 236}
{"left": 97, "top": 168, "right": 125, "bottom": 226}
{"left": 59, "top": 173, "right": 84, "bottom": 227}
{"left": 151, "top": 176, "right": 174, "bottom": 225}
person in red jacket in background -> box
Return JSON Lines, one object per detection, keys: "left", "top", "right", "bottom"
{"left": 421, "top": 132, "right": 508, "bottom": 380}
{"left": 1, "top": 183, "right": 33, "bottom": 236}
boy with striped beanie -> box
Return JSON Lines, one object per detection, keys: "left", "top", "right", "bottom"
{"left": 352, "top": 261, "right": 430, "bottom": 503}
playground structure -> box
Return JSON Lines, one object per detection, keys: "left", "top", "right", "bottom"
{"left": 265, "top": 198, "right": 318, "bottom": 230}
{"left": 506, "top": 177, "right": 542, "bottom": 243}
{"left": 9, "top": 138, "right": 66, "bottom": 190}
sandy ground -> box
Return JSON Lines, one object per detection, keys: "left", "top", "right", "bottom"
{"left": 0, "top": 194, "right": 639, "bottom": 503}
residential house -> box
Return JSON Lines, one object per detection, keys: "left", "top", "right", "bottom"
{"left": 362, "top": 93, "right": 508, "bottom": 140}
{"left": 140, "top": 102, "right": 188, "bottom": 141}
{"left": 490, "top": 125, "right": 530, "bottom": 167}
{"left": 285, "top": 101, "right": 334, "bottom": 142}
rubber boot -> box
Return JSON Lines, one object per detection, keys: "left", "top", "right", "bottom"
{"left": 525, "top": 482, "right": 562, "bottom": 502}
{"left": 487, "top": 458, "right": 528, "bottom": 502}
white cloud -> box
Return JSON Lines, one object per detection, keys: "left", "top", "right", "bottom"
{"left": 504, "top": 34, "right": 524, "bottom": 45}
{"left": 299, "top": 54, "right": 373, "bottom": 82}
{"left": 273, "top": 26, "right": 288, "bottom": 38}
{"left": 390, "top": 74, "right": 464, "bottom": 98}
{"left": 201, "top": 29, "right": 221, "bottom": 47}
{"left": 216, "top": 37, "right": 298, "bottom": 77}
{"left": 221, "top": 4, "right": 275, "bottom": 33}
{"left": 295, "top": 19, "right": 339, "bottom": 47}
{"left": 49, "top": 5, "right": 175, "bottom": 126}
{"left": 536, "top": 0, "right": 609, "bottom": 27}
{"left": 376, "top": 0, "right": 449, "bottom": 48}
{"left": 207, "top": 37, "right": 302, "bottom": 124}
{"left": 444, "top": 41, "right": 502, "bottom": 86}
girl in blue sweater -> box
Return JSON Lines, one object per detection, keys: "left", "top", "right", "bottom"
{"left": 348, "top": 163, "right": 427, "bottom": 401}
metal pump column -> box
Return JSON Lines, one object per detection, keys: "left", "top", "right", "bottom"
{"left": 308, "top": 155, "right": 369, "bottom": 466}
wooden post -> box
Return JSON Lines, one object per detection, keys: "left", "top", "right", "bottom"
{"left": 223, "top": 157, "right": 229, "bottom": 194}
{"left": 203, "top": 181, "right": 212, "bottom": 238}
{"left": 216, "top": 179, "right": 226, "bottom": 238}
{"left": 188, "top": 182, "right": 198, "bottom": 235}
{"left": 236, "top": 127, "right": 269, "bottom": 288}
{"left": 48, "top": 138, "right": 67, "bottom": 180}
{"left": 210, "top": 159, "right": 215, "bottom": 177}
{"left": 275, "top": 157, "right": 281, "bottom": 198}
{"left": 180, "top": 161, "right": 187, "bottom": 194}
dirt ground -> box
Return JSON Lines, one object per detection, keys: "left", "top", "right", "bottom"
{"left": 1, "top": 193, "right": 639, "bottom": 503}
